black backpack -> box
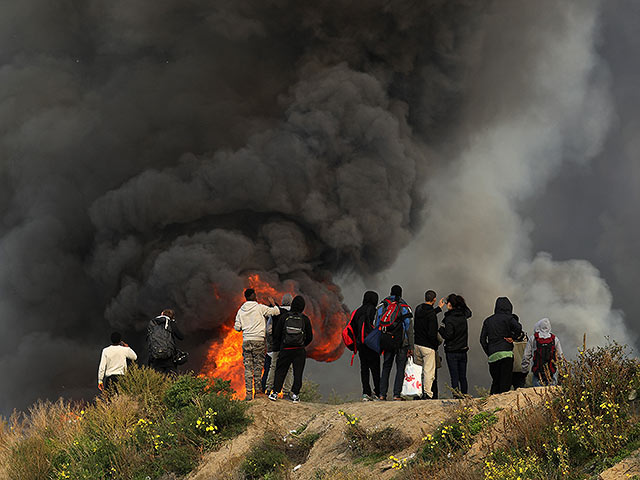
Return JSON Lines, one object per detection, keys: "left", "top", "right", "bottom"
{"left": 283, "top": 312, "right": 305, "bottom": 348}
{"left": 148, "top": 317, "right": 176, "bottom": 360}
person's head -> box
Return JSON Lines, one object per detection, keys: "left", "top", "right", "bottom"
{"left": 281, "top": 293, "right": 293, "bottom": 306}
{"left": 110, "top": 332, "right": 122, "bottom": 345}
{"left": 390, "top": 285, "right": 402, "bottom": 299}
{"left": 291, "top": 295, "right": 306, "bottom": 313}
{"left": 363, "top": 290, "right": 379, "bottom": 306}
{"left": 425, "top": 290, "right": 437, "bottom": 305}
{"left": 244, "top": 288, "right": 256, "bottom": 301}
{"left": 446, "top": 293, "right": 467, "bottom": 311}
{"left": 161, "top": 309, "right": 175, "bottom": 319}
{"left": 494, "top": 297, "right": 513, "bottom": 314}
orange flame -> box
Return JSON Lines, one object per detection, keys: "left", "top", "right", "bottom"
{"left": 200, "top": 273, "right": 347, "bottom": 398}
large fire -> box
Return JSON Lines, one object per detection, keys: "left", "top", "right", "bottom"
{"left": 200, "top": 273, "right": 347, "bottom": 398}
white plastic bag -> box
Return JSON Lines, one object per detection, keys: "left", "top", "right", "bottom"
{"left": 401, "top": 357, "right": 423, "bottom": 397}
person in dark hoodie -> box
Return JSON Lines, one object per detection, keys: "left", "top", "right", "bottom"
{"left": 352, "top": 291, "right": 380, "bottom": 401}
{"left": 438, "top": 294, "right": 471, "bottom": 396}
{"left": 147, "top": 309, "right": 184, "bottom": 375}
{"left": 375, "top": 285, "right": 413, "bottom": 401}
{"left": 269, "top": 295, "right": 313, "bottom": 403}
{"left": 480, "top": 297, "right": 523, "bottom": 394}
{"left": 413, "top": 290, "right": 442, "bottom": 399}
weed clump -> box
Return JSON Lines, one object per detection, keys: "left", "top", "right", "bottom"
{"left": 337, "top": 410, "right": 411, "bottom": 463}
{"left": 0, "top": 368, "right": 250, "bottom": 480}
{"left": 241, "top": 430, "right": 320, "bottom": 480}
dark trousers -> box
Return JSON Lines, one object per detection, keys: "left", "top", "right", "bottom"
{"left": 380, "top": 346, "right": 408, "bottom": 399}
{"left": 511, "top": 371, "right": 527, "bottom": 390}
{"left": 445, "top": 351, "right": 468, "bottom": 395}
{"left": 103, "top": 375, "right": 121, "bottom": 392}
{"left": 261, "top": 354, "right": 271, "bottom": 393}
{"left": 149, "top": 360, "right": 177, "bottom": 375}
{"left": 489, "top": 357, "right": 514, "bottom": 394}
{"left": 358, "top": 345, "right": 380, "bottom": 397}
{"left": 431, "top": 368, "right": 439, "bottom": 399}
{"left": 273, "top": 348, "right": 306, "bottom": 395}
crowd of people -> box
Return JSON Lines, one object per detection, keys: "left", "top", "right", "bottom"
{"left": 96, "top": 285, "right": 562, "bottom": 403}
{"left": 348, "top": 285, "right": 563, "bottom": 401}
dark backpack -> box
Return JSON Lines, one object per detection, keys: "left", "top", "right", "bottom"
{"left": 378, "top": 299, "right": 408, "bottom": 351}
{"left": 148, "top": 317, "right": 176, "bottom": 360}
{"left": 532, "top": 332, "right": 556, "bottom": 380}
{"left": 283, "top": 312, "right": 305, "bottom": 348}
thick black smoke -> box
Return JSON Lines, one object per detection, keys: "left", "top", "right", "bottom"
{"left": 0, "top": 1, "right": 483, "bottom": 412}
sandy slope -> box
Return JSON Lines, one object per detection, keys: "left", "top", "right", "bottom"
{"left": 189, "top": 388, "right": 550, "bottom": 480}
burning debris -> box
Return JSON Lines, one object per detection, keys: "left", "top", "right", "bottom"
{"left": 201, "top": 273, "right": 346, "bottom": 397}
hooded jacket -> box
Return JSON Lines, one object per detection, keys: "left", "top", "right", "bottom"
{"left": 521, "top": 318, "right": 563, "bottom": 373}
{"left": 479, "top": 297, "right": 523, "bottom": 360}
{"left": 351, "top": 291, "right": 379, "bottom": 348}
{"left": 414, "top": 302, "right": 442, "bottom": 350}
{"left": 438, "top": 306, "right": 472, "bottom": 353}
{"left": 234, "top": 301, "right": 280, "bottom": 343}
{"left": 273, "top": 296, "right": 313, "bottom": 350}
{"left": 374, "top": 296, "right": 414, "bottom": 350}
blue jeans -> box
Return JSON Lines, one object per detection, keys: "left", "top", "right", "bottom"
{"left": 446, "top": 351, "right": 468, "bottom": 395}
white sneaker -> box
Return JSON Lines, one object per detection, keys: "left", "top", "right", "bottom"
{"left": 362, "top": 394, "right": 372, "bottom": 402}
{"left": 289, "top": 393, "right": 300, "bottom": 403}
{"left": 268, "top": 392, "right": 278, "bottom": 402}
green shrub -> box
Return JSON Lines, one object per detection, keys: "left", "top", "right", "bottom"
{"left": 115, "top": 364, "right": 171, "bottom": 415}
{"left": 164, "top": 374, "right": 209, "bottom": 411}
{"left": 0, "top": 372, "right": 251, "bottom": 480}
{"left": 419, "top": 407, "right": 498, "bottom": 463}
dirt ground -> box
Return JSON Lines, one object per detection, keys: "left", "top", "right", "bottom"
{"left": 599, "top": 449, "right": 640, "bottom": 480}
{"left": 188, "top": 388, "right": 551, "bottom": 480}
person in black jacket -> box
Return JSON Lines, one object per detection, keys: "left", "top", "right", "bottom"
{"left": 480, "top": 297, "right": 523, "bottom": 394}
{"left": 352, "top": 291, "right": 380, "bottom": 401}
{"left": 413, "top": 290, "right": 442, "bottom": 399}
{"left": 148, "top": 309, "right": 184, "bottom": 375}
{"left": 269, "top": 295, "right": 313, "bottom": 403}
{"left": 438, "top": 294, "right": 471, "bottom": 396}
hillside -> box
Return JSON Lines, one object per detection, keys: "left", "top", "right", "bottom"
{"left": 191, "top": 388, "right": 547, "bottom": 480}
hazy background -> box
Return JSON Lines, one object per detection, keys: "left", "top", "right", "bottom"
{"left": 0, "top": 1, "right": 639, "bottom": 411}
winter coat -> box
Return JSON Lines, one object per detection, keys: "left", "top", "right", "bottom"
{"left": 439, "top": 307, "right": 472, "bottom": 353}
{"left": 147, "top": 315, "right": 184, "bottom": 367}
{"left": 234, "top": 301, "right": 280, "bottom": 343}
{"left": 521, "top": 318, "right": 563, "bottom": 373}
{"left": 414, "top": 303, "right": 442, "bottom": 350}
{"left": 351, "top": 291, "right": 379, "bottom": 347}
{"left": 374, "top": 296, "right": 414, "bottom": 350}
{"left": 479, "top": 297, "right": 523, "bottom": 359}
{"left": 273, "top": 300, "right": 313, "bottom": 350}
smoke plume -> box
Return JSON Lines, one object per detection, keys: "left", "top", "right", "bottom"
{"left": 1, "top": 0, "right": 635, "bottom": 410}
{"left": 364, "top": 0, "right": 633, "bottom": 393}
{"left": 0, "top": 0, "right": 484, "bottom": 412}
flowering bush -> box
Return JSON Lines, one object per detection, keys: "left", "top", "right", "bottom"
{"left": 420, "top": 407, "right": 499, "bottom": 463}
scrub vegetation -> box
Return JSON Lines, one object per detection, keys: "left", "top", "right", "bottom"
{"left": 0, "top": 365, "right": 250, "bottom": 480}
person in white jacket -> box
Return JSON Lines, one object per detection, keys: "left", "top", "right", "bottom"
{"left": 98, "top": 332, "right": 137, "bottom": 392}
{"left": 521, "top": 318, "right": 563, "bottom": 386}
{"left": 235, "top": 288, "right": 279, "bottom": 400}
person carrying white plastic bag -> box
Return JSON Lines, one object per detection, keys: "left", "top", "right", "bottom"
{"left": 401, "top": 357, "right": 423, "bottom": 397}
